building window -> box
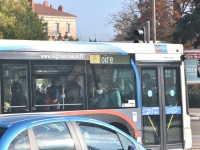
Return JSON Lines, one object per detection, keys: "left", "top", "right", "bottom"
{"left": 66, "top": 23, "right": 70, "bottom": 33}
{"left": 54, "top": 23, "right": 59, "bottom": 35}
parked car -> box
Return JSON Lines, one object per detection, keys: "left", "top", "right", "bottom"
{"left": 0, "top": 114, "right": 146, "bottom": 150}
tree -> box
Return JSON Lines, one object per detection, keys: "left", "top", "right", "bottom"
{"left": 171, "top": 1, "right": 200, "bottom": 48}
{"left": 108, "top": 0, "right": 192, "bottom": 42}
{"left": 69, "top": 36, "right": 79, "bottom": 41}
{"left": 107, "top": 0, "right": 139, "bottom": 41}
{"left": 137, "top": 0, "right": 182, "bottom": 41}
{"left": 0, "top": 0, "right": 48, "bottom": 40}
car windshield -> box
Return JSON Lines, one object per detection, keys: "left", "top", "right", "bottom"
{"left": 0, "top": 127, "right": 7, "bottom": 138}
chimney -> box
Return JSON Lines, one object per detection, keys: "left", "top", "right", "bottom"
{"left": 58, "top": 5, "right": 64, "bottom": 12}
{"left": 28, "top": 0, "right": 34, "bottom": 10}
{"left": 50, "top": 4, "right": 54, "bottom": 9}
{"left": 43, "top": 1, "right": 48, "bottom": 7}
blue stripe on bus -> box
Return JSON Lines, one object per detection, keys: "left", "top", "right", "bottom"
{"left": 131, "top": 59, "right": 141, "bottom": 108}
{"left": 0, "top": 45, "right": 31, "bottom": 51}
{"left": 0, "top": 42, "right": 127, "bottom": 55}
{"left": 62, "top": 42, "right": 128, "bottom": 55}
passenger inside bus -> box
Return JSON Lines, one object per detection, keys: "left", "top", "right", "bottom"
{"left": 64, "top": 74, "right": 84, "bottom": 110}
{"left": 47, "top": 76, "right": 65, "bottom": 110}
{"left": 142, "top": 73, "right": 152, "bottom": 92}
{"left": 64, "top": 76, "right": 83, "bottom": 103}
{"left": 142, "top": 73, "right": 154, "bottom": 107}
{"left": 8, "top": 82, "right": 27, "bottom": 112}
{"left": 118, "top": 78, "right": 135, "bottom": 103}
{"left": 90, "top": 82, "right": 110, "bottom": 109}
{"left": 108, "top": 82, "right": 122, "bottom": 108}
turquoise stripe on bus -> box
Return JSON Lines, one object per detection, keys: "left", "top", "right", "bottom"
{"left": 131, "top": 59, "right": 141, "bottom": 108}
{"left": 0, "top": 45, "right": 31, "bottom": 51}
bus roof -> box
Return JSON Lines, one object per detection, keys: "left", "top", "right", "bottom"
{"left": 0, "top": 39, "right": 183, "bottom": 54}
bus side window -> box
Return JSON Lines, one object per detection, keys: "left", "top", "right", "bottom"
{"left": 108, "top": 81, "right": 122, "bottom": 108}
{"left": 2, "top": 63, "right": 29, "bottom": 113}
{"left": 86, "top": 62, "right": 136, "bottom": 109}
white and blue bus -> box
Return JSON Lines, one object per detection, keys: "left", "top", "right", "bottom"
{"left": 0, "top": 40, "right": 192, "bottom": 150}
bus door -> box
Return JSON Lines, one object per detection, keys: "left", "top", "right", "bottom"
{"left": 139, "top": 64, "right": 183, "bottom": 150}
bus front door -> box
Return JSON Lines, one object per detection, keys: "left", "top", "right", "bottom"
{"left": 140, "top": 65, "right": 183, "bottom": 150}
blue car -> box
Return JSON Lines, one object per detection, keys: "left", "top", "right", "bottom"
{"left": 0, "top": 114, "right": 146, "bottom": 150}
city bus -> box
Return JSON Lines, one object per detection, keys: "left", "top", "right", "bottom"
{"left": 0, "top": 39, "right": 192, "bottom": 150}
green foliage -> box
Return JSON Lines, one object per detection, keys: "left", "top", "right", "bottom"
{"left": 69, "top": 36, "right": 79, "bottom": 41}
{"left": 0, "top": 0, "right": 48, "bottom": 40}
{"left": 171, "top": 3, "right": 200, "bottom": 48}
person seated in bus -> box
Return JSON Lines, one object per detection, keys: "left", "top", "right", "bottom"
{"left": 47, "top": 76, "right": 65, "bottom": 110}
{"left": 8, "top": 82, "right": 27, "bottom": 112}
{"left": 64, "top": 75, "right": 83, "bottom": 110}
{"left": 90, "top": 82, "right": 110, "bottom": 109}
{"left": 64, "top": 83, "right": 83, "bottom": 104}
{"left": 108, "top": 82, "right": 122, "bottom": 108}
{"left": 33, "top": 88, "right": 46, "bottom": 111}
{"left": 119, "top": 78, "right": 135, "bottom": 103}
{"left": 142, "top": 73, "right": 153, "bottom": 92}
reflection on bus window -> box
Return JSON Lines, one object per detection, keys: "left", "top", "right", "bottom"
{"left": 141, "top": 69, "right": 158, "bottom": 107}
{"left": 164, "top": 68, "right": 182, "bottom": 143}
{"left": 141, "top": 68, "right": 159, "bottom": 144}
{"left": 2, "top": 64, "right": 28, "bottom": 113}
{"left": 33, "top": 61, "right": 85, "bottom": 111}
{"left": 187, "top": 84, "right": 200, "bottom": 108}
{"left": 87, "top": 62, "right": 136, "bottom": 109}
{"left": 164, "top": 69, "right": 180, "bottom": 106}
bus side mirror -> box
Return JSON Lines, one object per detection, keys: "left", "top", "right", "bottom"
{"left": 197, "top": 60, "right": 200, "bottom": 77}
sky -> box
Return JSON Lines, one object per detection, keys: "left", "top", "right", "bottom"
{"left": 34, "top": 0, "right": 125, "bottom": 41}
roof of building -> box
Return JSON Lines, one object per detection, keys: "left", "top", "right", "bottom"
{"left": 34, "top": 3, "right": 77, "bottom": 17}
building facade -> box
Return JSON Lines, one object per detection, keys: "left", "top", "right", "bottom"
{"left": 30, "top": 0, "right": 77, "bottom": 41}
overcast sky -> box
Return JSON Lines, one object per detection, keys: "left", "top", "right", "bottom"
{"left": 34, "top": 0, "right": 125, "bottom": 41}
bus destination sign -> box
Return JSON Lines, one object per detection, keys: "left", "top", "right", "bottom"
{"left": 90, "top": 54, "right": 130, "bottom": 64}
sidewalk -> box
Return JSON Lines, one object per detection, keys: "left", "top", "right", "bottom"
{"left": 188, "top": 108, "right": 200, "bottom": 149}
{"left": 189, "top": 108, "right": 200, "bottom": 120}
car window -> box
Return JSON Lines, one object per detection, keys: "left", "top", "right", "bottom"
{"left": 0, "top": 127, "right": 7, "bottom": 138}
{"left": 118, "top": 133, "right": 138, "bottom": 150}
{"left": 8, "top": 130, "right": 30, "bottom": 150}
{"left": 77, "top": 122, "right": 123, "bottom": 150}
{"left": 32, "top": 122, "right": 75, "bottom": 150}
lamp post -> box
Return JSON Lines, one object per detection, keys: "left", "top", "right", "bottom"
{"left": 152, "top": 0, "right": 156, "bottom": 43}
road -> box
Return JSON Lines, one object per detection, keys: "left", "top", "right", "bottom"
{"left": 191, "top": 120, "right": 200, "bottom": 149}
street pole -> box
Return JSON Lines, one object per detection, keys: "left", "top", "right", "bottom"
{"left": 146, "top": 21, "right": 150, "bottom": 43}
{"left": 152, "top": 0, "right": 156, "bottom": 43}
